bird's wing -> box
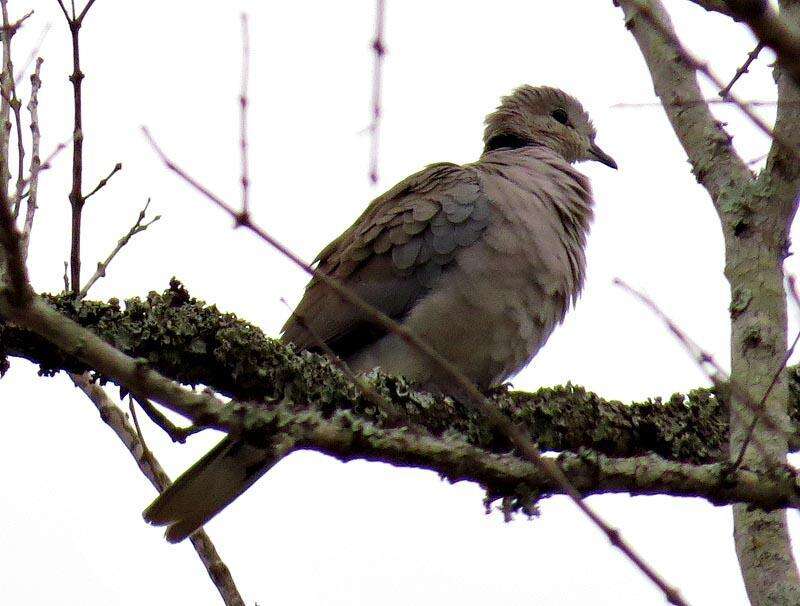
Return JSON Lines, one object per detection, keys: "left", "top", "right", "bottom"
{"left": 281, "top": 162, "right": 492, "bottom": 358}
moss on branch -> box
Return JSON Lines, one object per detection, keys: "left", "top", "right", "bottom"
{"left": 0, "top": 279, "right": 787, "bottom": 464}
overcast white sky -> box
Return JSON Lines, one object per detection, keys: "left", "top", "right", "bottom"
{"left": 0, "top": 1, "right": 797, "bottom": 604}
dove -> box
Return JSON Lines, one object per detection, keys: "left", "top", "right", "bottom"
{"left": 143, "top": 85, "right": 617, "bottom": 542}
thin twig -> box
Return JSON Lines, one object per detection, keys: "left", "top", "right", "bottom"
{"left": 19, "top": 56, "right": 42, "bottom": 260}
{"left": 239, "top": 13, "right": 249, "bottom": 217}
{"left": 612, "top": 99, "right": 788, "bottom": 108}
{"left": 0, "top": 1, "right": 14, "bottom": 200}
{"left": 719, "top": 42, "right": 764, "bottom": 98}
{"left": 0, "top": 4, "right": 23, "bottom": 220}
{"left": 631, "top": 1, "right": 783, "bottom": 152}
{"left": 9, "top": 93, "right": 22, "bottom": 218}
{"left": 83, "top": 161, "right": 121, "bottom": 202}
{"left": 368, "top": 0, "right": 385, "bottom": 184}
{"left": 747, "top": 153, "right": 768, "bottom": 166}
{"left": 58, "top": 0, "right": 99, "bottom": 293}
{"left": 77, "top": 198, "right": 160, "bottom": 299}
{"left": 132, "top": 393, "right": 201, "bottom": 444}
{"left": 723, "top": 0, "right": 800, "bottom": 89}
{"left": 69, "top": 373, "right": 245, "bottom": 606}
{"left": 144, "top": 127, "right": 690, "bottom": 606}
{"left": 0, "top": 8, "right": 31, "bottom": 36}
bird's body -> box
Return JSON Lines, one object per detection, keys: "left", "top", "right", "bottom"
{"left": 289, "top": 146, "right": 593, "bottom": 392}
{"left": 144, "top": 85, "right": 616, "bottom": 542}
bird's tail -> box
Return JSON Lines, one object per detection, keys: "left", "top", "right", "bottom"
{"left": 143, "top": 436, "right": 279, "bottom": 543}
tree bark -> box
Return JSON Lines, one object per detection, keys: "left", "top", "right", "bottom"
{"left": 618, "top": 1, "right": 800, "bottom": 603}
{"left": 730, "top": 1, "right": 800, "bottom": 602}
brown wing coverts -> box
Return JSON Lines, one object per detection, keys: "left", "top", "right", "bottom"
{"left": 281, "top": 163, "right": 491, "bottom": 356}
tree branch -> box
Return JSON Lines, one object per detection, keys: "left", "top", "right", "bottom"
{"left": 764, "top": 1, "right": 800, "bottom": 225}
{"left": 724, "top": 0, "right": 800, "bottom": 89}
{"left": 69, "top": 373, "right": 245, "bottom": 606}
{"left": 0, "top": 281, "right": 753, "bottom": 463}
{"left": 617, "top": 0, "right": 752, "bottom": 208}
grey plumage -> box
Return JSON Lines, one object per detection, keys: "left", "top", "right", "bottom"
{"left": 143, "top": 84, "right": 616, "bottom": 542}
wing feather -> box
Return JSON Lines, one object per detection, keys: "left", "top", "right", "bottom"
{"left": 281, "top": 163, "right": 492, "bottom": 358}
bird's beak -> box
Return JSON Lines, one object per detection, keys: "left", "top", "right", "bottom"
{"left": 588, "top": 142, "right": 618, "bottom": 170}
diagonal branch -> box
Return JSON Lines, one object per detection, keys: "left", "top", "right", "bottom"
{"left": 616, "top": 0, "right": 752, "bottom": 208}
{"left": 719, "top": 42, "right": 764, "bottom": 98}
{"left": 70, "top": 373, "right": 245, "bottom": 606}
{"left": 724, "top": 0, "right": 800, "bottom": 88}
{"left": 77, "top": 198, "right": 160, "bottom": 299}
{"left": 764, "top": 2, "right": 800, "bottom": 225}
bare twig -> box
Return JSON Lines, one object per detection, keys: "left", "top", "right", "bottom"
{"left": 69, "top": 373, "right": 245, "bottom": 606}
{"left": 0, "top": 37, "right": 25, "bottom": 222}
{"left": 8, "top": 89, "right": 23, "bottom": 219}
{"left": 631, "top": 1, "right": 781, "bottom": 152}
{"left": 144, "top": 128, "right": 690, "bottom": 606}
{"left": 57, "top": 0, "right": 99, "bottom": 294}
{"left": 612, "top": 99, "right": 787, "bottom": 108}
{"left": 77, "top": 198, "right": 160, "bottom": 299}
{"left": 719, "top": 42, "right": 764, "bottom": 98}
{"left": 368, "top": 0, "right": 385, "bottom": 184}
{"left": 83, "top": 161, "right": 121, "bottom": 201}
{"left": 239, "top": 13, "right": 249, "bottom": 217}
{"left": 723, "top": 0, "right": 800, "bottom": 89}
{"left": 609, "top": 98, "right": 784, "bottom": 109}
{"left": 747, "top": 153, "right": 768, "bottom": 166}
{"left": 19, "top": 56, "right": 42, "bottom": 260}
{"left": 0, "top": 7, "right": 31, "bottom": 36}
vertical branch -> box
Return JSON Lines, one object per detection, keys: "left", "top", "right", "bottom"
{"left": 368, "top": 0, "right": 385, "bottom": 184}
{"left": 238, "top": 13, "right": 249, "bottom": 218}
{"left": 57, "top": 0, "right": 97, "bottom": 294}
{"left": 0, "top": 1, "right": 14, "bottom": 199}
{"left": 66, "top": 10, "right": 84, "bottom": 294}
{"left": 616, "top": 3, "right": 800, "bottom": 605}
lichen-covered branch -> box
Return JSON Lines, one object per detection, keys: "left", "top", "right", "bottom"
{"left": 729, "top": 1, "right": 800, "bottom": 603}
{"left": 765, "top": 1, "right": 800, "bottom": 226}
{"left": 0, "top": 280, "right": 763, "bottom": 463}
{"left": 0, "top": 279, "right": 799, "bottom": 514}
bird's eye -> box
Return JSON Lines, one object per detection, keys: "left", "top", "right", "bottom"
{"left": 551, "top": 108, "right": 570, "bottom": 126}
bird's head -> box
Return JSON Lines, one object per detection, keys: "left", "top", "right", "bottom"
{"left": 483, "top": 85, "right": 617, "bottom": 169}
